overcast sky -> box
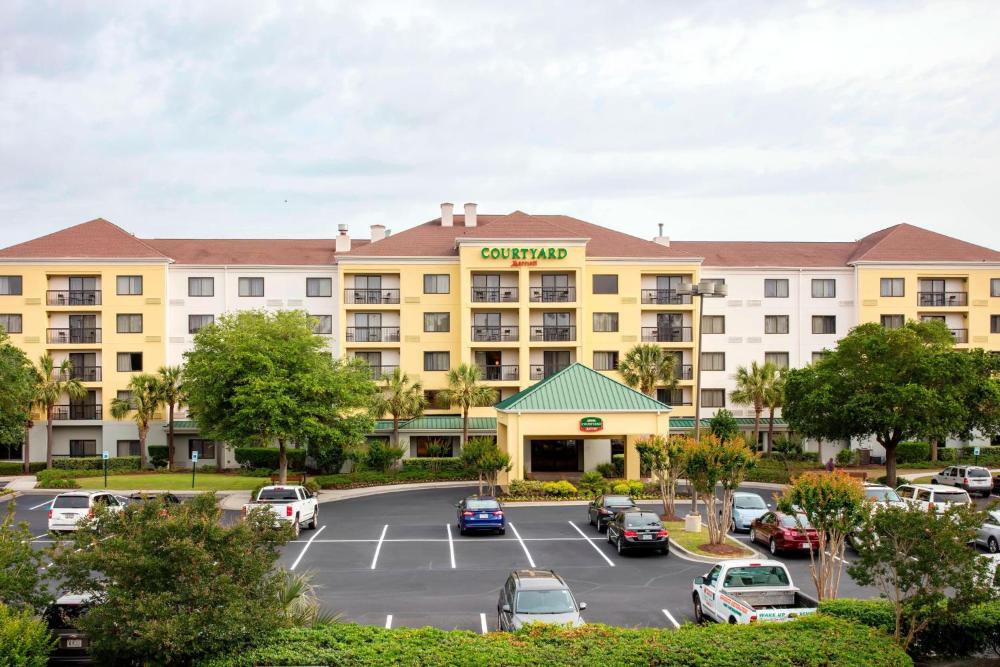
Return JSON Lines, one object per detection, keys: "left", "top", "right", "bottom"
{"left": 2, "top": 1, "right": 999, "bottom": 249}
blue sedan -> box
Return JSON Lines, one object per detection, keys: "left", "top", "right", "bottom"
{"left": 457, "top": 496, "right": 506, "bottom": 535}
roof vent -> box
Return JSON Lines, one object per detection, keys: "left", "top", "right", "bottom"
{"left": 464, "top": 202, "right": 477, "bottom": 227}
{"left": 335, "top": 224, "right": 351, "bottom": 252}
{"left": 441, "top": 202, "right": 454, "bottom": 227}
{"left": 385, "top": 229, "right": 391, "bottom": 237}
{"left": 654, "top": 223, "right": 670, "bottom": 247}
{"left": 370, "top": 224, "right": 386, "bottom": 242}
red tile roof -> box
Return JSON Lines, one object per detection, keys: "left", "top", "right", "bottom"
{"left": 0, "top": 219, "right": 169, "bottom": 260}
{"left": 144, "top": 238, "right": 370, "bottom": 265}
{"left": 671, "top": 241, "right": 858, "bottom": 267}
{"left": 846, "top": 223, "right": 1000, "bottom": 263}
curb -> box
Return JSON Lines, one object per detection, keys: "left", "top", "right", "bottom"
{"left": 667, "top": 535, "right": 757, "bottom": 564}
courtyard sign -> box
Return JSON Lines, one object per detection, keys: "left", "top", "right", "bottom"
{"left": 480, "top": 246, "right": 568, "bottom": 267}
{"left": 579, "top": 416, "right": 604, "bottom": 433}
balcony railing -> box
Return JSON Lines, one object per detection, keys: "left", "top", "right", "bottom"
{"left": 60, "top": 366, "right": 102, "bottom": 382}
{"left": 917, "top": 291, "right": 968, "bottom": 307}
{"left": 364, "top": 365, "right": 399, "bottom": 379}
{"left": 528, "top": 286, "right": 575, "bottom": 303}
{"left": 344, "top": 288, "right": 400, "bottom": 305}
{"left": 51, "top": 404, "right": 102, "bottom": 420}
{"left": 641, "top": 289, "right": 692, "bottom": 305}
{"left": 529, "top": 364, "right": 570, "bottom": 380}
{"left": 471, "top": 325, "right": 519, "bottom": 342}
{"left": 471, "top": 287, "right": 519, "bottom": 303}
{"left": 479, "top": 364, "right": 520, "bottom": 381}
{"left": 46, "top": 290, "right": 101, "bottom": 306}
{"left": 47, "top": 328, "right": 101, "bottom": 344}
{"left": 346, "top": 327, "right": 400, "bottom": 343}
{"left": 950, "top": 328, "right": 969, "bottom": 343}
{"left": 676, "top": 364, "right": 693, "bottom": 380}
{"left": 641, "top": 326, "right": 692, "bottom": 343}
{"left": 529, "top": 325, "right": 576, "bottom": 342}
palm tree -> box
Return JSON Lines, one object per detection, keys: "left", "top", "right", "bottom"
{"left": 438, "top": 364, "right": 497, "bottom": 448}
{"left": 731, "top": 361, "right": 777, "bottom": 453}
{"left": 32, "top": 355, "right": 87, "bottom": 468}
{"left": 110, "top": 373, "right": 163, "bottom": 469}
{"left": 157, "top": 365, "right": 185, "bottom": 470}
{"left": 765, "top": 369, "right": 786, "bottom": 454}
{"left": 372, "top": 368, "right": 426, "bottom": 447}
{"left": 617, "top": 344, "right": 678, "bottom": 397}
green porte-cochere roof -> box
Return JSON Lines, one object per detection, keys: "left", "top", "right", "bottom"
{"left": 374, "top": 416, "right": 498, "bottom": 432}
{"left": 668, "top": 417, "right": 788, "bottom": 428}
{"left": 495, "top": 363, "right": 671, "bottom": 412}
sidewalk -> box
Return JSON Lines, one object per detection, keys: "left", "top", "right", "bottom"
{"left": 218, "top": 479, "right": 476, "bottom": 510}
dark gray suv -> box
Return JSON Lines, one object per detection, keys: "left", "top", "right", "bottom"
{"left": 497, "top": 569, "right": 586, "bottom": 631}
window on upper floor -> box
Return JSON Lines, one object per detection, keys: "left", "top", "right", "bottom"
{"left": 424, "top": 352, "right": 450, "bottom": 371}
{"left": 992, "top": 315, "right": 1000, "bottom": 334}
{"left": 992, "top": 279, "right": 1000, "bottom": 297}
{"left": 593, "top": 351, "right": 619, "bottom": 371}
{"left": 764, "top": 279, "right": 789, "bottom": 298}
{"left": 765, "top": 351, "right": 790, "bottom": 370}
{"left": 881, "top": 314, "right": 905, "bottom": 329}
{"left": 424, "top": 312, "right": 450, "bottom": 332}
{"left": 307, "top": 277, "right": 332, "bottom": 297}
{"left": 764, "top": 315, "right": 789, "bottom": 334}
{"left": 593, "top": 312, "right": 619, "bottom": 332}
{"left": 311, "top": 315, "right": 333, "bottom": 334}
{"left": 188, "top": 314, "right": 214, "bottom": 334}
{"left": 423, "top": 274, "right": 450, "bottom": 294}
{"left": 811, "top": 279, "right": 835, "bottom": 298}
{"left": 238, "top": 277, "right": 264, "bottom": 297}
{"left": 812, "top": 315, "right": 836, "bottom": 335}
{"left": 116, "top": 275, "right": 143, "bottom": 295}
{"left": 702, "top": 315, "right": 725, "bottom": 334}
{"left": 188, "top": 277, "right": 214, "bottom": 297}
{"left": 701, "top": 389, "right": 726, "bottom": 408}
{"left": 117, "top": 352, "right": 143, "bottom": 372}
{"left": 116, "top": 314, "right": 143, "bottom": 333}
{"left": 811, "top": 351, "right": 829, "bottom": 364}
{"left": 880, "top": 278, "right": 904, "bottom": 297}
{"left": 701, "top": 352, "right": 725, "bottom": 371}
{"left": 0, "top": 314, "right": 22, "bottom": 334}
{"left": 0, "top": 276, "right": 22, "bottom": 295}
{"left": 424, "top": 389, "right": 446, "bottom": 408}
{"left": 593, "top": 274, "right": 619, "bottom": 294}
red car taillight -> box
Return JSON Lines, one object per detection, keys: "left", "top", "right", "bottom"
{"left": 657, "top": 529, "right": 668, "bottom": 538}
{"left": 48, "top": 510, "right": 52, "bottom": 520}
{"left": 928, "top": 502, "right": 936, "bottom": 511}
{"left": 493, "top": 511, "right": 503, "bottom": 517}
{"left": 286, "top": 505, "right": 293, "bottom": 517}
{"left": 87, "top": 509, "right": 94, "bottom": 518}
{"left": 623, "top": 530, "right": 638, "bottom": 538}
{"left": 782, "top": 529, "right": 798, "bottom": 539}
{"left": 463, "top": 511, "right": 474, "bottom": 517}
{"left": 963, "top": 478, "right": 970, "bottom": 486}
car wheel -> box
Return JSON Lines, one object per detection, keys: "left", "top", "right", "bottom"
{"left": 497, "top": 610, "right": 503, "bottom": 631}
{"left": 729, "top": 518, "right": 736, "bottom": 533}
{"left": 588, "top": 512, "right": 595, "bottom": 526}
{"left": 932, "top": 478, "right": 939, "bottom": 485}
{"left": 692, "top": 593, "right": 705, "bottom": 624}
{"left": 499, "top": 527, "right": 506, "bottom": 535}
{"left": 292, "top": 519, "right": 300, "bottom": 538}
{"left": 769, "top": 538, "right": 778, "bottom": 556}
{"left": 990, "top": 537, "right": 999, "bottom": 554}
{"left": 749, "top": 527, "right": 757, "bottom": 544}
{"left": 308, "top": 509, "right": 318, "bottom": 529}
{"left": 607, "top": 530, "right": 613, "bottom": 544}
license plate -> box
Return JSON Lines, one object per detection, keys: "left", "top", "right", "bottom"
{"left": 61, "top": 514, "right": 76, "bottom": 519}
{"left": 801, "top": 543, "right": 811, "bottom": 549}
{"left": 479, "top": 514, "right": 489, "bottom": 519}
{"left": 66, "top": 639, "right": 83, "bottom": 648}
{"left": 641, "top": 534, "right": 652, "bottom": 540}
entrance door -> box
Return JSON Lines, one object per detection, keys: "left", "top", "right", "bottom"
{"left": 531, "top": 440, "right": 582, "bottom": 472}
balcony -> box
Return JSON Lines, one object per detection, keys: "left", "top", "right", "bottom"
{"left": 364, "top": 365, "right": 399, "bottom": 379}
{"left": 676, "top": 364, "right": 693, "bottom": 380}
{"left": 345, "top": 327, "right": 400, "bottom": 343}
{"left": 641, "top": 326, "right": 692, "bottom": 343}
{"left": 530, "top": 364, "right": 570, "bottom": 380}
{"left": 529, "top": 325, "right": 576, "bottom": 342}
{"left": 917, "top": 291, "right": 968, "bottom": 307}
{"left": 471, "top": 325, "right": 519, "bottom": 342}
{"left": 51, "top": 404, "right": 102, "bottom": 420}
{"left": 344, "top": 288, "right": 400, "bottom": 305}
{"left": 471, "top": 287, "right": 519, "bottom": 303}
{"left": 479, "top": 364, "right": 519, "bottom": 381}
{"left": 950, "top": 328, "right": 969, "bottom": 343}
{"left": 529, "top": 286, "right": 575, "bottom": 303}
{"left": 641, "top": 289, "right": 692, "bottom": 305}
{"left": 60, "top": 366, "right": 102, "bottom": 382}
{"left": 46, "top": 290, "right": 102, "bottom": 306}
{"left": 47, "top": 328, "right": 101, "bottom": 344}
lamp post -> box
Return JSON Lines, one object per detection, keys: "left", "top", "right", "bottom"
{"left": 676, "top": 280, "right": 728, "bottom": 442}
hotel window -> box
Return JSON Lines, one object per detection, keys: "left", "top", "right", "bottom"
{"left": 881, "top": 314, "right": 904, "bottom": 329}
{"left": 764, "top": 279, "right": 789, "bottom": 298}
{"left": 116, "top": 314, "right": 143, "bottom": 333}
{"left": 658, "top": 388, "right": 687, "bottom": 405}
{"left": 117, "top": 352, "right": 143, "bottom": 372}
{"left": 811, "top": 279, "right": 835, "bottom": 298}
{"left": 702, "top": 278, "right": 726, "bottom": 289}
{"left": 188, "top": 277, "right": 214, "bottom": 297}
{"left": 593, "top": 274, "right": 618, "bottom": 294}
{"left": 0, "top": 314, "right": 22, "bottom": 334}
{"left": 189, "top": 439, "right": 216, "bottom": 460}
{"left": 702, "top": 315, "right": 725, "bottom": 334}
{"left": 765, "top": 352, "right": 790, "bottom": 370}
{"left": 188, "top": 314, "right": 214, "bottom": 334}
{"left": 116, "top": 390, "right": 135, "bottom": 408}
{"left": 701, "top": 352, "right": 725, "bottom": 371}
{"left": 765, "top": 315, "right": 789, "bottom": 334}
{"left": 992, "top": 315, "right": 1000, "bottom": 334}
{"left": 424, "top": 390, "right": 445, "bottom": 408}
{"left": 811, "top": 351, "right": 828, "bottom": 364}
{"left": 0, "top": 276, "right": 22, "bottom": 295}
{"left": 992, "top": 279, "right": 1000, "bottom": 297}
{"left": 424, "top": 312, "right": 450, "bottom": 332}
{"left": 69, "top": 440, "right": 98, "bottom": 457}
{"left": 423, "top": 274, "right": 450, "bottom": 294}
{"left": 593, "top": 351, "right": 619, "bottom": 371}
{"left": 701, "top": 389, "right": 726, "bottom": 408}
{"left": 311, "top": 315, "right": 333, "bottom": 334}
{"left": 593, "top": 312, "right": 619, "bottom": 332}
{"left": 238, "top": 277, "right": 264, "bottom": 297}
{"left": 812, "top": 315, "right": 836, "bottom": 335}
{"left": 116, "top": 275, "right": 143, "bottom": 295}
{"left": 424, "top": 352, "right": 450, "bottom": 371}
{"left": 306, "top": 277, "right": 332, "bottom": 297}
{"left": 880, "top": 278, "right": 904, "bottom": 297}
{"left": 117, "top": 440, "right": 141, "bottom": 457}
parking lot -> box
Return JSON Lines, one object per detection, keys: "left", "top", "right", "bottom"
{"left": 6, "top": 483, "right": 995, "bottom": 632}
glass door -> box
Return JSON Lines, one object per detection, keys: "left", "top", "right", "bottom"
{"left": 543, "top": 350, "right": 570, "bottom": 377}
{"left": 542, "top": 312, "right": 570, "bottom": 341}
{"left": 354, "top": 313, "right": 382, "bottom": 342}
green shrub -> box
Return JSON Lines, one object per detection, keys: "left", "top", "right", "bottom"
{"left": 895, "top": 442, "right": 930, "bottom": 464}
{"left": 200, "top": 615, "right": 910, "bottom": 667}
{"left": 594, "top": 462, "right": 617, "bottom": 479}
{"left": 234, "top": 448, "right": 307, "bottom": 471}
{"left": 357, "top": 441, "right": 405, "bottom": 473}
{"left": 147, "top": 445, "right": 168, "bottom": 469}
{"left": 401, "top": 458, "right": 471, "bottom": 475}
{"left": 35, "top": 476, "right": 80, "bottom": 489}
{"left": 836, "top": 448, "right": 858, "bottom": 466}
{"left": 51, "top": 456, "right": 140, "bottom": 472}
{"left": 243, "top": 468, "right": 275, "bottom": 478}
{"left": 577, "top": 471, "right": 607, "bottom": 497}
{"left": 542, "top": 480, "right": 577, "bottom": 497}
{"left": 940, "top": 445, "right": 1000, "bottom": 465}
{"left": 0, "top": 602, "right": 54, "bottom": 666}
{"left": 0, "top": 461, "right": 46, "bottom": 475}
{"left": 508, "top": 480, "right": 547, "bottom": 497}
{"left": 314, "top": 468, "right": 475, "bottom": 490}
{"left": 611, "top": 453, "right": 625, "bottom": 477}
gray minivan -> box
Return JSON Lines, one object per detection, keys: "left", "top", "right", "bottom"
{"left": 497, "top": 569, "right": 586, "bottom": 631}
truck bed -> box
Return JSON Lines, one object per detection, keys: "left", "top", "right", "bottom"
{"left": 728, "top": 589, "right": 801, "bottom": 609}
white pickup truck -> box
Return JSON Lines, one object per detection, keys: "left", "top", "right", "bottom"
{"left": 692, "top": 559, "right": 817, "bottom": 624}
{"left": 242, "top": 485, "right": 319, "bottom": 537}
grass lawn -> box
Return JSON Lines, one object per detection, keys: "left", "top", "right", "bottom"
{"left": 72, "top": 473, "right": 264, "bottom": 491}
{"left": 910, "top": 474, "right": 934, "bottom": 484}
{"left": 664, "top": 520, "right": 755, "bottom": 559}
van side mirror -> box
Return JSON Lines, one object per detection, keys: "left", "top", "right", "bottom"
{"left": 694, "top": 576, "right": 705, "bottom": 585}
{"left": 579, "top": 602, "right": 587, "bottom": 610}
{"left": 501, "top": 604, "right": 511, "bottom": 613}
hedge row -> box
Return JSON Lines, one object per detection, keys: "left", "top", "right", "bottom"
{"left": 400, "top": 457, "right": 471, "bottom": 475}
{"left": 199, "top": 616, "right": 910, "bottom": 667}
{"left": 51, "top": 456, "right": 141, "bottom": 472}
{"left": 314, "top": 468, "right": 474, "bottom": 489}
{"left": 940, "top": 445, "right": 1000, "bottom": 465}
{"left": 0, "top": 461, "right": 46, "bottom": 475}
{"left": 234, "top": 448, "right": 306, "bottom": 471}
{"left": 744, "top": 458, "right": 823, "bottom": 484}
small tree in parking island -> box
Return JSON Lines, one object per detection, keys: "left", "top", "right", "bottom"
{"left": 183, "top": 310, "right": 376, "bottom": 483}
{"left": 636, "top": 434, "right": 691, "bottom": 520}
{"left": 461, "top": 437, "right": 511, "bottom": 496}
{"left": 778, "top": 471, "right": 866, "bottom": 601}
{"left": 685, "top": 435, "right": 757, "bottom": 546}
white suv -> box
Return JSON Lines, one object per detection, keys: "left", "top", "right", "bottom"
{"left": 931, "top": 466, "right": 993, "bottom": 498}
{"left": 895, "top": 483, "right": 972, "bottom": 513}
{"left": 48, "top": 492, "right": 124, "bottom": 532}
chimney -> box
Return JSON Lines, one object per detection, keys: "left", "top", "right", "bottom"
{"left": 654, "top": 223, "right": 670, "bottom": 247}
{"left": 385, "top": 229, "right": 391, "bottom": 237}
{"left": 335, "top": 223, "right": 351, "bottom": 252}
{"left": 464, "top": 202, "right": 477, "bottom": 227}
{"left": 370, "top": 224, "right": 386, "bottom": 242}
{"left": 440, "top": 202, "right": 454, "bottom": 227}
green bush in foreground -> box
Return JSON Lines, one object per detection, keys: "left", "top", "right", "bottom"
{"left": 0, "top": 602, "right": 54, "bottom": 667}
{"left": 198, "top": 616, "right": 910, "bottom": 667}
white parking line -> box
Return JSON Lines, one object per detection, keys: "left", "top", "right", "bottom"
{"left": 385, "top": 614, "right": 393, "bottom": 629}
{"left": 30, "top": 499, "right": 53, "bottom": 510}
{"left": 370, "top": 524, "right": 388, "bottom": 570}
{"left": 290, "top": 525, "right": 326, "bottom": 571}
{"left": 661, "top": 609, "right": 680, "bottom": 629}
{"left": 446, "top": 524, "right": 456, "bottom": 569}
{"left": 568, "top": 521, "right": 614, "bottom": 567}
{"left": 507, "top": 522, "right": 536, "bottom": 568}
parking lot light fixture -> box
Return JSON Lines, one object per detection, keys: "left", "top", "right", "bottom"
{"left": 676, "top": 280, "right": 728, "bottom": 443}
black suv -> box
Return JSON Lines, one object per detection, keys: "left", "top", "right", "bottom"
{"left": 587, "top": 494, "right": 638, "bottom": 533}
{"left": 606, "top": 510, "right": 669, "bottom": 556}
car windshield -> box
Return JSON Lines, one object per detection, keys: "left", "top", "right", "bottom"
{"left": 734, "top": 495, "right": 766, "bottom": 510}
{"left": 625, "top": 514, "right": 663, "bottom": 528}
{"left": 258, "top": 489, "right": 299, "bottom": 502}
{"left": 515, "top": 589, "right": 576, "bottom": 614}
{"left": 722, "top": 565, "right": 790, "bottom": 588}
{"left": 935, "top": 491, "right": 970, "bottom": 504}
{"left": 604, "top": 496, "right": 633, "bottom": 507}
{"left": 467, "top": 499, "right": 499, "bottom": 510}
{"left": 779, "top": 514, "right": 813, "bottom": 529}
{"left": 52, "top": 496, "right": 89, "bottom": 509}
{"left": 866, "top": 488, "right": 901, "bottom": 502}
{"left": 44, "top": 604, "right": 87, "bottom": 630}
{"left": 969, "top": 469, "right": 991, "bottom": 478}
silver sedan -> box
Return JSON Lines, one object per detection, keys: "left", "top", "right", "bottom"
{"left": 975, "top": 510, "right": 1000, "bottom": 553}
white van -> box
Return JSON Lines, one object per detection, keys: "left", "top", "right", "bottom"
{"left": 48, "top": 492, "right": 124, "bottom": 532}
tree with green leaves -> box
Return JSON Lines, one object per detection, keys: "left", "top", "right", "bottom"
{"left": 371, "top": 368, "right": 426, "bottom": 447}
{"left": 32, "top": 354, "right": 87, "bottom": 468}
{"left": 731, "top": 361, "right": 776, "bottom": 453}
{"left": 778, "top": 471, "right": 866, "bottom": 601}
{"left": 460, "top": 437, "right": 511, "bottom": 496}
{"left": 438, "top": 364, "right": 497, "bottom": 448}
{"left": 156, "top": 365, "right": 186, "bottom": 470}
{"left": 183, "top": 310, "right": 376, "bottom": 484}
{"left": 765, "top": 369, "right": 786, "bottom": 452}
{"left": 110, "top": 373, "right": 163, "bottom": 469}
{"left": 0, "top": 501, "right": 50, "bottom": 613}
{"left": 0, "top": 330, "right": 36, "bottom": 473}
{"left": 617, "top": 343, "right": 677, "bottom": 397}
{"left": 783, "top": 320, "right": 998, "bottom": 487}
{"left": 685, "top": 435, "right": 758, "bottom": 545}
{"left": 636, "top": 434, "right": 691, "bottom": 520}
{"left": 708, "top": 408, "right": 740, "bottom": 443}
